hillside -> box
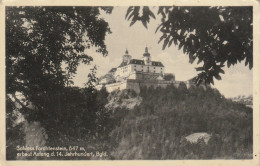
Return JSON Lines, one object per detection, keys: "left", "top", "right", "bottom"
{"left": 106, "top": 85, "right": 253, "bottom": 159}
{"left": 6, "top": 85, "right": 253, "bottom": 160}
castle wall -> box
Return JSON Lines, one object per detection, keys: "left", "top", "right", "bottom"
{"left": 115, "top": 63, "right": 165, "bottom": 81}
{"left": 128, "top": 72, "right": 160, "bottom": 80}
{"left": 116, "top": 65, "right": 132, "bottom": 79}
{"left": 130, "top": 64, "right": 164, "bottom": 74}
{"left": 151, "top": 65, "right": 164, "bottom": 74}
{"left": 130, "top": 64, "right": 143, "bottom": 72}
{"left": 96, "top": 79, "right": 203, "bottom": 93}
{"left": 96, "top": 81, "right": 128, "bottom": 92}
{"left": 125, "top": 79, "right": 188, "bottom": 93}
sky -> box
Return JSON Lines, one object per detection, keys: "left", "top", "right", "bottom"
{"left": 73, "top": 7, "right": 253, "bottom": 98}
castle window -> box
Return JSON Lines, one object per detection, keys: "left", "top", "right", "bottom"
{"left": 134, "top": 65, "right": 136, "bottom": 67}
{"left": 154, "top": 67, "right": 155, "bottom": 69}
{"left": 154, "top": 71, "right": 155, "bottom": 73}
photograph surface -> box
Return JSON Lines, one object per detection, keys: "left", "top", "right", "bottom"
{"left": 4, "top": 3, "right": 257, "bottom": 162}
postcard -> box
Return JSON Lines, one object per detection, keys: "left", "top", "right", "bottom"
{"left": 0, "top": 0, "right": 259, "bottom": 166}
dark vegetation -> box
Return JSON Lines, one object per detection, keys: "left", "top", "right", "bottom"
{"left": 7, "top": 85, "right": 253, "bottom": 159}
{"left": 6, "top": 6, "right": 112, "bottom": 159}
{"left": 108, "top": 85, "right": 253, "bottom": 159}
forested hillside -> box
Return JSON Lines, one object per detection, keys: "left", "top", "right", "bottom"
{"left": 7, "top": 85, "right": 253, "bottom": 160}
{"left": 107, "top": 85, "right": 253, "bottom": 159}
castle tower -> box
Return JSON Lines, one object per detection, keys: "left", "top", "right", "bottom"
{"left": 123, "top": 49, "right": 132, "bottom": 63}
{"left": 143, "top": 46, "right": 151, "bottom": 65}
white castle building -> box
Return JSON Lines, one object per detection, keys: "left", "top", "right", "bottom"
{"left": 96, "top": 47, "right": 205, "bottom": 93}
{"left": 114, "top": 47, "right": 165, "bottom": 81}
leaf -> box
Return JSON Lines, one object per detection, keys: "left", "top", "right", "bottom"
{"left": 227, "top": 61, "right": 231, "bottom": 68}
{"left": 189, "top": 53, "right": 195, "bottom": 64}
{"left": 142, "top": 20, "right": 148, "bottom": 29}
{"left": 158, "top": 33, "right": 167, "bottom": 44}
{"left": 149, "top": 10, "right": 156, "bottom": 19}
{"left": 178, "top": 42, "right": 184, "bottom": 50}
{"left": 209, "top": 76, "right": 214, "bottom": 85}
{"left": 127, "top": 11, "right": 135, "bottom": 21}
{"left": 214, "top": 73, "right": 221, "bottom": 80}
{"left": 125, "top": 6, "right": 133, "bottom": 19}
{"left": 155, "top": 23, "right": 163, "bottom": 33}
{"left": 173, "top": 38, "right": 178, "bottom": 45}
{"left": 195, "top": 67, "right": 204, "bottom": 71}
{"left": 130, "top": 17, "right": 137, "bottom": 27}
{"left": 162, "top": 36, "right": 170, "bottom": 50}
{"left": 249, "top": 61, "right": 253, "bottom": 70}
{"left": 218, "top": 68, "right": 225, "bottom": 74}
{"left": 183, "top": 44, "right": 187, "bottom": 54}
{"left": 168, "top": 37, "right": 174, "bottom": 47}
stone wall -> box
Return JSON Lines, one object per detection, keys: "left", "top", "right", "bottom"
{"left": 128, "top": 72, "right": 160, "bottom": 80}
{"left": 126, "top": 79, "right": 188, "bottom": 93}
{"left": 96, "top": 81, "right": 128, "bottom": 92}
{"left": 96, "top": 77, "right": 206, "bottom": 93}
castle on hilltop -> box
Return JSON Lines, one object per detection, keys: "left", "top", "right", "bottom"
{"left": 96, "top": 47, "right": 205, "bottom": 93}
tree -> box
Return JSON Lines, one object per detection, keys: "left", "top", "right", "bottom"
{"left": 6, "top": 7, "right": 114, "bottom": 149}
{"left": 6, "top": 6, "right": 112, "bottom": 115}
{"left": 126, "top": 6, "right": 252, "bottom": 85}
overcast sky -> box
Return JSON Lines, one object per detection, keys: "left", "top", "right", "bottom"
{"left": 73, "top": 7, "right": 253, "bottom": 98}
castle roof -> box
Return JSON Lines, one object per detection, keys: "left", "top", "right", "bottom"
{"left": 130, "top": 59, "right": 145, "bottom": 65}
{"left": 151, "top": 61, "right": 164, "bottom": 67}
{"left": 118, "top": 59, "right": 164, "bottom": 67}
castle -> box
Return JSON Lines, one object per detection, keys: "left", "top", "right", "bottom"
{"left": 96, "top": 47, "right": 204, "bottom": 93}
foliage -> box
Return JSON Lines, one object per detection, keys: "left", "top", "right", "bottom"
{"left": 30, "top": 87, "right": 110, "bottom": 139}
{"left": 6, "top": 87, "right": 112, "bottom": 160}
{"left": 108, "top": 86, "right": 253, "bottom": 159}
{"left": 163, "top": 73, "right": 175, "bottom": 81}
{"left": 85, "top": 65, "right": 98, "bottom": 92}
{"left": 6, "top": 6, "right": 113, "bottom": 159}
{"left": 6, "top": 6, "right": 112, "bottom": 113}
{"left": 6, "top": 85, "right": 253, "bottom": 160}
{"left": 126, "top": 6, "right": 253, "bottom": 85}
{"left": 40, "top": 87, "right": 112, "bottom": 160}
{"left": 125, "top": 6, "right": 155, "bottom": 28}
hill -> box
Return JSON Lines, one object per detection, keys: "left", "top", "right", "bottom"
{"left": 106, "top": 85, "right": 253, "bottom": 159}
{"left": 6, "top": 85, "right": 253, "bottom": 160}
